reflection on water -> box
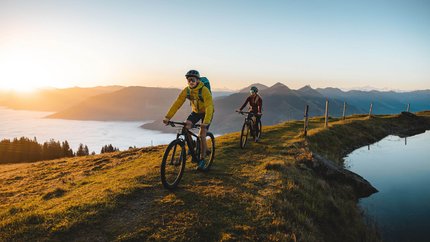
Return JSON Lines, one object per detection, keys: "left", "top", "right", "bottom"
{"left": 0, "top": 107, "right": 175, "bottom": 153}
{"left": 345, "top": 131, "right": 430, "bottom": 242}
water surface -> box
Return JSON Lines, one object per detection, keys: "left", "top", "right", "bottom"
{"left": 0, "top": 107, "right": 174, "bottom": 154}
{"left": 345, "top": 131, "right": 430, "bottom": 242}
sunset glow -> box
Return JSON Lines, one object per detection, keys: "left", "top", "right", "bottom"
{"left": 0, "top": 0, "right": 429, "bottom": 91}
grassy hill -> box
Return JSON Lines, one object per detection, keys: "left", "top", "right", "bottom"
{"left": 1, "top": 111, "right": 430, "bottom": 241}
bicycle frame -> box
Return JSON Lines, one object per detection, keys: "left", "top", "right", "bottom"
{"left": 238, "top": 111, "right": 256, "bottom": 132}
{"left": 170, "top": 122, "right": 201, "bottom": 163}
{"left": 161, "top": 120, "right": 215, "bottom": 189}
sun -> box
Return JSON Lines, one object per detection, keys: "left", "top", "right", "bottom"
{"left": 0, "top": 46, "right": 58, "bottom": 92}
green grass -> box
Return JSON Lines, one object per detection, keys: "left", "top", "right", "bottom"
{"left": 1, "top": 111, "right": 429, "bottom": 241}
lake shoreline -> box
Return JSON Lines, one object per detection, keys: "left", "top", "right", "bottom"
{"left": 346, "top": 130, "right": 430, "bottom": 241}
{"left": 305, "top": 111, "right": 430, "bottom": 240}
{"left": 1, "top": 111, "right": 430, "bottom": 241}
{"left": 0, "top": 107, "right": 174, "bottom": 155}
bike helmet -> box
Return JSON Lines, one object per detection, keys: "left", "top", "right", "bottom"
{"left": 250, "top": 86, "right": 258, "bottom": 93}
{"left": 185, "top": 70, "right": 200, "bottom": 79}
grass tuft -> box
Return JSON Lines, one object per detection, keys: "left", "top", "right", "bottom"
{"left": 42, "top": 188, "right": 67, "bottom": 200}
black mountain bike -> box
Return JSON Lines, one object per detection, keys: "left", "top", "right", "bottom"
{"left": 161, "top": 121, "right": 215, "bottom": 189}
{"left": 237, "top": 111, "right": 262, "bottom": 149}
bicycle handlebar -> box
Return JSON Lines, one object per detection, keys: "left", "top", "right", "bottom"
{"left": 166, "top": 121, "right": 201, "bottom": 128}
{"left": 236, "top": 111, "right": 255, "bottom": 115}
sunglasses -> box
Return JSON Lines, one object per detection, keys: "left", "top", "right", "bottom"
{"left": 187, "top": 78, "right": 198, "bottom": 83}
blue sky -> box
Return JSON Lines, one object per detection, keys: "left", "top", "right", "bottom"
{"left": 0, "top": 0, "right": 429, "bottom": 91}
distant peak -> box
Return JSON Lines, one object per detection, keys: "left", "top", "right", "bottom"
{"left": 325, "top": 87, "right": 342, "bottom": 91}
{"left": 272, "top": 82, "right": 285, "bottom": 86}
{"left": 297, "top": 85, "right": 324, "bottom": 97}
{"left": 239, "top": 83, "right": 269, "bottom": 93}
{"left": 269, "top": 82, "right": 290, "bottom": 90}
{"left": 249, "top": 83, "right": 267, "bottom": 88}
{"left": 298, "top": 85, "right": 313, "bottom": 91}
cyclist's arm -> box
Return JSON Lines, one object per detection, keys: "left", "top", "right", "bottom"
{"left": 201, "top": 87, "right": 214, "bottom": 125}
{"left": 257, "top": 97, "right": 262, "bottom": 114}
{"left": 239, "top": 97, "right": 250, "bottom": 111}
{"left": 165, "top": 88, "right": 187, "bottom": 119}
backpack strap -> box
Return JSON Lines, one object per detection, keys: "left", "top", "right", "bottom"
{"left": 198, "top": 88, "right": 204, "bottom": 102}
{"left": 254, "top": 94, "right": 260, "bottom": 104}
{"left": 187, "top": 86, "right": 205, "bottom": 102}
{"left": 186, "top": 87, "right": 191, "bottom": 100}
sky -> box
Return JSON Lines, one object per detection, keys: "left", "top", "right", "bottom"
{"left": 0, "top": 0, "right": 429, "bottom": 91}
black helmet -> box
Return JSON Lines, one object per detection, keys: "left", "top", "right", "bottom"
{"left": 185, "top": 70, "right": 200, "bottom": 79}
{"left": 250, "top": 86, "right": 258, "bottom": 93}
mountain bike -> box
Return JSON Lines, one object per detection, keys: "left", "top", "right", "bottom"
{"left": 161, "top": 121, "right": 215, "bottom": 189}
{"left": 237, "top": 111, "right": 262, "bottom": 149}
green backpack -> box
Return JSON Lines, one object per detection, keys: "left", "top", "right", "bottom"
{"left": 186, "top": 77, "right": 212, "bottom": 102}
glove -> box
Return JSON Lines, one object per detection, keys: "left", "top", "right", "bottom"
{"left": 162, "top": 118, "right": 170, "bottom": 124}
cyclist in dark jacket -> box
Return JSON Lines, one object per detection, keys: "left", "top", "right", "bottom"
{"left": 236, "top": 86, "right": 263, "bottom": 140}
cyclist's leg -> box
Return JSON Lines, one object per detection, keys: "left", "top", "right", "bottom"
{"left": 186, "top": 112, "right": 200, "bottom": 158}
{"left": 248, "top": 113, "right": 256, "bottom": 134}
{"left": 199, "top": 127, "right": 207, "bottom": 160}
{"left": 186, "top": 112, "right": 200, "bottom": 129}
{"left": 256, "top": 114, "right": 261, "bottom": 132}
{"left": 197, "top": 113, "right": 210, "bottom": 160}
{"left": 251, "top": 112, "right": 259, "bottom": 131}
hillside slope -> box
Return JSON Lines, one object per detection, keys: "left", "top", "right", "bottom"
{"left": 142, "top": 83, "right": 363, "bottom": 134}
{"left": 47, "top": 86, "right": 189, "bottom": 121}
{"left": 1, "top": 111, "right": 430, "bottom": 241}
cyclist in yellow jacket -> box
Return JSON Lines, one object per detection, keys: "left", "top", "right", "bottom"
{"left": 163, "top": 70, "right": 214, "bottom": 170}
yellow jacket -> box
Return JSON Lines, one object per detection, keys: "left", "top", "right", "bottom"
{"left": 165, "top": 82, "right": 214, "bottom": 125}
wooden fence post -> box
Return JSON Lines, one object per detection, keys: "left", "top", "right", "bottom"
{"left": 304, "top": 105, "right": 309, "bottom": 136}
{"left": 324, "top": 99, "right": 329, "bottom": 128}
{"left": 342, "top": 101, "right": 347, "bottom": 120}
{"left": 368, "top": 102, "right": 373, "bottom": 117}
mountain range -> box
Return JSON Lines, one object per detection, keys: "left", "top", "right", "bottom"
{"left": 1, "top": 84, "right": 429, "bottom": 134}
{"left": 0, "top": 86, "right": 123, "bottom": 111}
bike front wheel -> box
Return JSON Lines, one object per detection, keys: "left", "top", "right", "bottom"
{"left": 240, "top": 122, "right": 249, "bottom": 149}
{"left": 161, "top": 139, "right": 186, "bottom": 189}
{"left": 199, "top": 132, "right": 215, "bottom": 171}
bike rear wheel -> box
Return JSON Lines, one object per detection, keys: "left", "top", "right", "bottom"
{"left": 161, "top": 139, "right": 186, "bottom": 189}
{"left": 240, "top": 122, "right": 249, "bottom": 149}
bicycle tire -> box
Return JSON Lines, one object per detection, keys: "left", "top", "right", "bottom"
{"left": 240, "top": 121, "right": 249, "bottom": 149}
{"left": 161, "top": 139, "right": 186, "bottom": 189}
